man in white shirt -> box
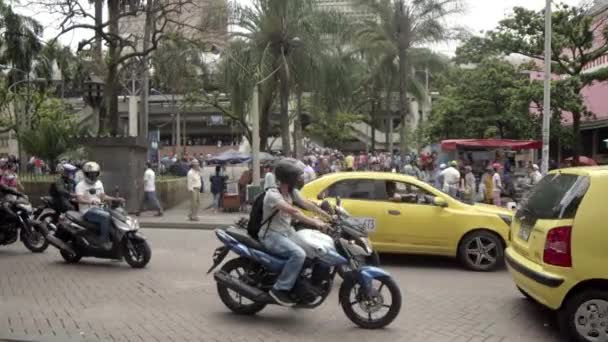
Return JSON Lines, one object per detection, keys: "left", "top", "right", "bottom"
{"left": 75, "top": 162, "right": 124, "bottom": 250}
{"left": 492, "top": 163, "right": 503, "bottom": 206}
{"left": 441, "top": 161, "right": 461, "bottom": 197}
{"left": 302, "top": 159, "right": 316, "bottom": 184}
{"left": 187, "top": 159, "right": 203, "bottom": 221}
{"left": 137, "top": 162, "right": 163, "bottom": 217}
{"left": 530, "top": 164, "right": 543, "bottom": 185}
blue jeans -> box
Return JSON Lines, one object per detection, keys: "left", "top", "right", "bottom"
{"left": 140, "top": 191, "right": 162, "bottom": 212}
{"left": 212, "top": 193, "right": 220, "bottom": 209}
{"left": 84, "top": 207, "right": 112, "bottom": 243}
{"left": 261, "top": 231, "right": 306, "bottom": 291}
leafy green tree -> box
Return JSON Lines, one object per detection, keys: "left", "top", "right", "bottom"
{"left": 17, "top": 97, "right": 81, "bottom": 168}
{"left": 465, "top": 3, "right": 608, "bottom": 162}
{"left": 427, "top": 58, "right": 536, "bottom": 140}
{"left": 358, "top": 0, "right": 461, "bottom": 157}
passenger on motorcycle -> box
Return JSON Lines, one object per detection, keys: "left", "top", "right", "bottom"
{"left": 261, "top": 159, "right": 333, "bottom": 307}
{"left": 75, "top": 162, "right": 124, "bottom": 250}
{"left": 49, "top": 163, "right": 77, "bottom": 212}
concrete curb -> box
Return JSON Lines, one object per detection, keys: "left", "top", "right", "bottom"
{"left": 140, "top": 222, "right": 231, "bottom": 230}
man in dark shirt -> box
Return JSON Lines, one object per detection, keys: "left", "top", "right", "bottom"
{"left": 49, "top": 163, "right": 77, "bottom": 212}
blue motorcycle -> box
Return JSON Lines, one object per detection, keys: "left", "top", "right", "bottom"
{"left": 207, "top": 206, "right": 402, "bottom": 329}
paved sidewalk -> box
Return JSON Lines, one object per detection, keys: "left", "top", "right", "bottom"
{"left": 137, "top": 193, "right": 247, "bottom": 229}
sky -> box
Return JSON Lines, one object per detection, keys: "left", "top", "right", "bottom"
{"left": 20, "top": 0, "right": 584, "bottom": 55}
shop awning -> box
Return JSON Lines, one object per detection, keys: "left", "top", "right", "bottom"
{"left": 441, "top": 139, "right": 542, "bottom": 151}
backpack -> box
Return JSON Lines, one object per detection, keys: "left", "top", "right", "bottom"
{"left": 247, "top": 189, "right": 278, "bottom": 240}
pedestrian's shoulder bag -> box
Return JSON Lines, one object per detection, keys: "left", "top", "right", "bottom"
{"left": 247, "top": 187, "right": 278, "bottom": 240}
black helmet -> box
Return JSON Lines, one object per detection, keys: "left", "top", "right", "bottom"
{"left": 274, "top": 158, "right": 305, "bottom": 190}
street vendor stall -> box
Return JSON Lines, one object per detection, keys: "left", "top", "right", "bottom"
{"left": 440, "top": 139, "right": 542, "bottom": 205}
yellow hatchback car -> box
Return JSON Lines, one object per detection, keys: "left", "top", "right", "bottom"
{"left": 300, "top": 172, "right": 513, "bottom": 272}
{"left": 506, "top": 167, "right": 608, "bottom": 342}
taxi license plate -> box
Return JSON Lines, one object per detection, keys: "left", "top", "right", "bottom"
{"left": 518, "top": 223, "right": 532, "bottom": 241}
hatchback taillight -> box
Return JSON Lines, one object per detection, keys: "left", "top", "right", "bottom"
{"left": 543, "top": 226, "right": 572, "bottom": 267}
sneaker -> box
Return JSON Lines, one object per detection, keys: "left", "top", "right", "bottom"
{"left": 269, "top": 289, "right": 295, "bottom": 307}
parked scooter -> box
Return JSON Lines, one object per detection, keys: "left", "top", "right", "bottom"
{"left": 42, "top": 199, "right": 151, "bottom": 268}
{"left": 0, "top": 185, "right": 49, "bottom": 253}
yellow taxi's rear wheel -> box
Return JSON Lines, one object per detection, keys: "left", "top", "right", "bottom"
{"left": 458, "top": 230, "right": 504, "bottom": 272}
{"left": 559, "top": 290, "right": 608, "bottom": 342}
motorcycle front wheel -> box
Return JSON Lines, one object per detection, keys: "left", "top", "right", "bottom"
{"left": 339, "top": 275, "right": 401, "bottom": 329}
{"left": 122, "top": 237, "right": 151, "bottom": 268}
{"left": 22, "top": 225, "right": 49, "bottom": 253}
{"left": 217, "top": 258, "right": 267, "bottom": 315}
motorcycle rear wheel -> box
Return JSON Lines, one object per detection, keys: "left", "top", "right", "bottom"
{"left": 60, "top": 247, "right": 82, "bottom": 263}
{"left": 217, "top": 258, "right": 267, "bottom": 315}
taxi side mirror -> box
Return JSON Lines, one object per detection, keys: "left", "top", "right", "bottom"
{"left": 433, "top": 197, "right": 448, "bottom": 208}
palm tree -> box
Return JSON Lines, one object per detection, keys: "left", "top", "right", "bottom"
{"left": 358, "top": 0, "right": 461, "bottom": 158}
{"left": 235, "top": 0, "right": 338, "bottom": 155}
{"left": 0, "top": 0, "right": 43, "bottom": 84}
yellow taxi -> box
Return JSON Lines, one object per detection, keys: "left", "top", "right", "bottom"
{"left": 300, "top": 172, "right": 513, "bottom": 271}
{"left": 506, "top": 167, "right": 608, "bottom": 342}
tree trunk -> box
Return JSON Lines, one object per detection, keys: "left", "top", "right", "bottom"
{"left": 572, "top": 112, "right": 582, "bottom": 166}
{"left": 259, "top": 81, "right": 276, "bottom": 152}
{"left": 370, "top": 99, "right": 376, "bottom": 152}
{"left": 105, "top": 0, "right": 120, "bottom": 135}
{"left": 279, "top": 64, "right": 291, "bottom": 156}
{"left": 385, "top": 88, "right": 393, "bottom": 153}
{"left": 138, "top": 0, "right": 155, "bottom": 140}
{"left": 294, "top": 89, "right": 303, "bottom": 159}
{"left": 398, "top": 45, "right": 409, "bottom": 161}
{"left": 94, "top": 0, "right": 104, "bottom": 65}
{"left": 397, "top": 0, "right": 409, "bottom": 161}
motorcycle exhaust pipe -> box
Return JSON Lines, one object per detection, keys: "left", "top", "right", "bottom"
{"left": 214, "top": 270, "right": 273, "bottom": 303}
{"left": 45, "top": 234, "right": 77, "bottom": 256}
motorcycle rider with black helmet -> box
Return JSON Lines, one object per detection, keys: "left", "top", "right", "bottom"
{"left": 260, "top": 158, "right": 333, "bottom": 306}
{"left": 75, "top": 162, "right": 124, "bottom": 250}
{"left": 49, "top": 163, "right": 77, "bottom": 212}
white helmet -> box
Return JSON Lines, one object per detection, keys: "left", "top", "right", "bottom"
{"left": 82, "top": 161, "right": 101, "bottom": 184}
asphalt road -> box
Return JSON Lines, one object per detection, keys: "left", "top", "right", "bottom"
{"left": 0, "top": 229, "right": 564, "bottom": 342}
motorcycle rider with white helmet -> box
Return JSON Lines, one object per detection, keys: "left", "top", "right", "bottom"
{"left": 75, "top": 162, "right": 124, "bottom": 250}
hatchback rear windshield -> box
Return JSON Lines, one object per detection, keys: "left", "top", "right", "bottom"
{"left": 519, "top": 173, "right": 590, "bottom": 220}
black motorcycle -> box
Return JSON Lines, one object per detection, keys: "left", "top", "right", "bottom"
{"left": 43, "top": 200, "right": 151, "bottom": 268}
{"left": 0, "top": 186, "right": 49, "bottom": 253}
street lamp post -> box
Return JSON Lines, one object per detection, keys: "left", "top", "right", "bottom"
{"left": 541, "top": 0, "right": 552, "bottom": 175}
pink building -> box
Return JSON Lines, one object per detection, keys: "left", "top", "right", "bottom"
{"left": 531, "top": 1, "right": 608, "bottom": 163}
